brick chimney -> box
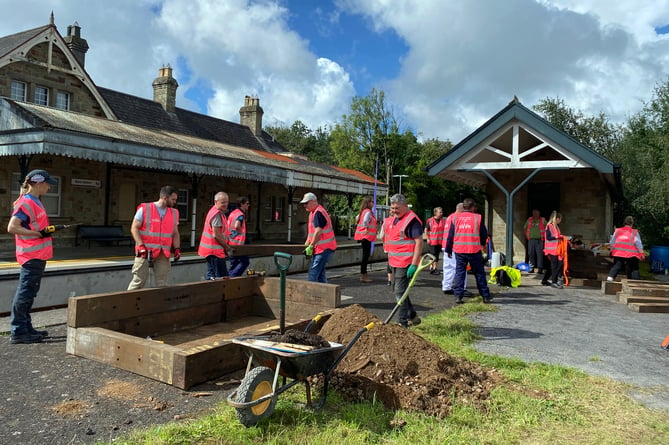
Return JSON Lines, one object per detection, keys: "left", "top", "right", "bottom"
{"left": 239, "top": 96, "right": 264, "bottom": 136}
{"left": 63, "top": 22, "right": 89, "bottom": 67}
{"left": 152, "top": 66, "right": 179, "bottom": 113}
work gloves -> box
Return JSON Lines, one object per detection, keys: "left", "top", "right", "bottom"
{"left": 135, "top": 244, "right": 148, "bottom": 258}
{"left": 304, "top": 244, "right": 314, "bottom": 256}
{"left": 173, "top": 248, "right": 181, "bottom": 261}
{"left": 39, "top": 229, "right": 52, "bottom": 238}
{"left": 407, "top": 264, "right": 418, "bottom": 279}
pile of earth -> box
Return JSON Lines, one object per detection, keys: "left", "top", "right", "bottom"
{"left": 315, "top": 304, "right": 502, "bottom": 418}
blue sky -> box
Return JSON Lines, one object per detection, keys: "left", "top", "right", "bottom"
{"left": 2, "top": 0, "right": 669, "bottom": 142}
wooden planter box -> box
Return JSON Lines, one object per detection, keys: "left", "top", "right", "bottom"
{"left": 66, "top": 276, "right": 339, "bottom": 388}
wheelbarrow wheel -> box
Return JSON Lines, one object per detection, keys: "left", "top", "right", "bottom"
{"left": 235, "top": 366, "right": 277, "bottom": 427}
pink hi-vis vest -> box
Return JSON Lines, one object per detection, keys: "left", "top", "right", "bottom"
{"left": 452, "top": 212, "right": 482, "bottom": 254}
{"left": 386, "top": 211, "right": 421, "bottom": 268}
{"left": 14, "top": 195, "right": 53, "bottom": 265}
{"left": 543, "top": 223, "right": 561, "bottom": 255}
{"left": 138, "top": 202, "right": 178, "bottom": 258}
{"left": 354, "top": 208, "right": 377, "bottom": 242}
{"left": 307, "top": 205, "right": 337, "bottom": 254}
{"left": 426, "top": 216, "right": 445, "bottom": 246}
{"left": 198, "top": 205, "right": 228, "bottom": 258}
{"left": 441, "top": 212, "right": 457, "bottom": 249}
{"left": 227, "top": 208, "right": 247, "bottom": 247}
{"left": 611, "top": 226, "right": 643, "bottom": 259}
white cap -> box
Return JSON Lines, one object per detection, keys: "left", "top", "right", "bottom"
{"left": 300, "top": 192, "right": 317, "bottom": 203}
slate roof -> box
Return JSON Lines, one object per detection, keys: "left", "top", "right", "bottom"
{"left": 0, "top": 25, "right": 50, "bottom": 58}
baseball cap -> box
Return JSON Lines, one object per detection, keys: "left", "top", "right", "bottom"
{"left": 27, "top": 169, "right": 57, "bottom": 185}
{"left": 300, "top": 192, "right": 317, "bottom": 203}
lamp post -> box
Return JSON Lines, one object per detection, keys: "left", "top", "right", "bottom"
{"left": 393, "top": 174, "right": 409, "bottom": 194}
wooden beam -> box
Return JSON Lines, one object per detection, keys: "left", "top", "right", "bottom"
{"left": 628, "top": 303, "right": 669, "bottom": 313}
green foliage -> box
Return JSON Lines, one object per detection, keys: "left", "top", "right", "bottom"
{"left": 265, "top": 120, "right": 335, "bottom": 164}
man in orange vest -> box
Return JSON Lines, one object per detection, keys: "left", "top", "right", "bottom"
{"left": 228, "top": 196, "right": 251, "bottom": 277}
{"left": 7, "top": 169, "right": 58, "bottom": 344}
{"left": 607, "top": 216, "right": 644, "bottom": 281}
{"left": 386, "top": 193, "right": 423, "bottom": 327}
{"left": 524, "top": 208, "right": 546, "bottom": 273}
{"left": 128, "top": 185, "right": 181, "bottom": 289}
{"left": 425, "top": 206, "right": 444, "bottom": 274}
{"left": 301, "top": 192, "right": 337, "bottom": 283}
{"left": 198, "top": 192, "right": 230, "bottom": 279}
{"left": 444, "top": 198, "right": 493, "bottom": 304}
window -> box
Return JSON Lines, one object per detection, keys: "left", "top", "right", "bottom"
{"left": 263, "top": 196, "right": 284, "bottom": 222}
{"left": 176, "top": 189, "right": 188, "bottom": 221}
{"left": 10, "top": 80, "right": 26, "bottom": 101}
{"left": 56, "top": 91, "right": 70, "bottom": 110}
{"left": 34, "top": 85, "right": 48, "bottom": 106}
{"left": 11, "top": 172, "right": 61, "bottom": 217}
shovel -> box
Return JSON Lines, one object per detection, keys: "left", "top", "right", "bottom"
{"left": 274, "top": 252, "right": 293, "bottom": 334}
{"left": 384, "top": 253, "right": 436, "bottom": 324}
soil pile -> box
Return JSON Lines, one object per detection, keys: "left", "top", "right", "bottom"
{"left": 317, "top": 304, "right": 502, "bottom": 418}
{"left": 266, "top": 329, "right": 330, "bottom": 348}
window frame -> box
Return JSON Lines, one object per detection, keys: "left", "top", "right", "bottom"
{"left": 55, "top": 91, "right": 71, "bottom": 110}
{"left": 34, "top": 85, "right": 49, "bottom": 106}
{"left": 10, "top": 80, "right": 27, "bottom": 101}
{"left": 263, "top": 196, "right": 284, "bottom": 222}
{"left": 176, "top": 189, "right": 189, "bottom": 221}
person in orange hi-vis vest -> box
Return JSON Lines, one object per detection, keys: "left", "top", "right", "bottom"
{"left": 385, "top": 193, "right": 423, "bottom": 327}
{"left": 198, "top": 192, "right": 230, "bottom": 280}
{"left": 354, "top": 196, "right": 377, "bottom": 283}
{"left": 301, "top": 192, "right": 337, "bottom": 283}
{"left": 425, "top": 206, "right": 445, "bottom": 274}
{"left": 128, "top": 185, "right": 181, "bottom": 290}
{"left": 228, "top": 196, "right": 251, "bottom": 277}
{"left": 7, "top": 169, "right": 58, "bottom": 344}
{"left": 441, "top": 202, "right": 469, "bottom": 297}
{"left": 524, "top": 208, "right": 547, "bottom": 273}
{"left": 444, "top": 198, "right": 493, "bottom": 304}
{"left": 541, "top": 211, "right": 566, "bottom": 288}
{"left": 607, "top": 216, "right": 644, "bottom": 282}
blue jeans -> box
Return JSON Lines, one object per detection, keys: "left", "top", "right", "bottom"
{"left": 11, "top": 259, "right": 46, "bottom": 336}
{"left": 454, "top": 252, "right": 491, "bottom": 299}
{"left": 205, "top": 255, "right": 228, "bottom": 279}
{"left": 229, "top": 256, "right": 250, "bottom": 277}
{"left": 308, "top": 249, "right": 334, "bottom": 283}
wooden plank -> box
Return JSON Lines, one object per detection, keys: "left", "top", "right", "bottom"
{"left": 620, "top": 283, "right": 669, "bottom": 297}
{"left": 225, "top": 296, "right": 255, "bottom": 320}
{"left": 602, "top": 281, "right": 623, "bottom": 295}
{"left": 220, "top": 276, "right": 260, "bottom": 301}
{"left": 628, "top": 303, "right": 669, "bottom": 313}
{"left": 566, "top": 278, "right": 601, "bottom": 288}
{"left": 66, "top": 326, "right": 181, "bottom": 385}
{"left": 259, "top": 277, "right": 340, "bottom": 307}
{"left": 172, "top": 344, "right": 246, "bottom": 389}
{"left": 619, "top": 295, "right": 669, "bottom": 304}
{"left": 68, "top": 280, "right": 228, "bottom": 327}
{"left": 229, "top": 244, "right": 306, "bottom": 257}
{"left": 92, "top": 302, "right": 225, "bottom": 338}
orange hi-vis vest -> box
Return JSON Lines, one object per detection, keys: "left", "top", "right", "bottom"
{"left": 426, "top": 216, "right": 445, "bottom": 246}
{"left": 386, "top": 210, "right": 421, "bottom": 268}
{"left": 307, "top": 205, "right": 337, "bottom": 254}
{"left": 198, "top": 205, "right": 228, "bottom": 258}
{"left": 611, "top": 226, "right": 643, "bottom": 259}
{"left": 354, "top": 208, "right": 377, "bottom": 242}
{"left": 543, "top": 223, "right": 561, "bottom": 255}
{"left": 452, "top": 212, "right": 482, "bottom": 254}
{"left": 138, "top": 202, "right": 178, "bottom": 258}
{"left": 14, "top": 194, "right": 53, "bottom": 265}
{"left": 227, "top": 208, "right": 247, "bottom": 247}
{"left": 525, "top": 216, "right": 546, "bottom": 240}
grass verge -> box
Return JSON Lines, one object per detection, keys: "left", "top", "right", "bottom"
{"left": 102, "top": 302, "right": 669, "bottom": 445}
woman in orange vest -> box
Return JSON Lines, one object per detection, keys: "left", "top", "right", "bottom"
{"left": 425, "top": 207, "right": 445, "bottom": 274}
{"left": 607, "top": 216, "right": 644, "bottom": 281}
{"left": 354, "top": 196, "right": 377, "bottom": 283}
{"left": 542, "top": 211, "right": 565, "bottom": 288}
{"left": 7, "top": 169, "right": 58, "bottom": 344}
{"left": 228, "top": 196, "right": 251, "bottom": 277}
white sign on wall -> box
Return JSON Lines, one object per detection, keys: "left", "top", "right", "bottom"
{"left": 71, "top": 178, "right": 101, "bottom": 188}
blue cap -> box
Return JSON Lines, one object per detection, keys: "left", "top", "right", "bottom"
{"left": 27, "top": 169, "right": 57, "bottom": 185}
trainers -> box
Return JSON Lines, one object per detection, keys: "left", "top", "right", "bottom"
{"left": 443, "top": 289, "right": 454, "bottom": 295}
{"left": 483, "top": 296, "right": 494, "bottom": 304}
{"left": 387, "top": 281, "right": 392, "bottom": 286}
{"left": 463, "top": 290, "right": 474, "bottom": 297}
{"left": 408, "top": 315, "right": 421, "bottom": 327}
{"left": 30, "top": 328, "right": 48, "bottom": 337}
{"left": 550, "top": 282, "right": 563, "bottom": 289}
{"left": 10, "top": 332, "right": 44, "bottom": 344}
{"left": 606, "top": 277, "right": 614, "bottom": 282}
{"left": 455, "top": 298, "right": 464, "bottom": 304}
{"left": 541, "top": 281, "right": 551, "bottom": 286}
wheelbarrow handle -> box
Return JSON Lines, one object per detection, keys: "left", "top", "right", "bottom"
{"left": 304, "top": 314, "right": 323, "bottom": 333}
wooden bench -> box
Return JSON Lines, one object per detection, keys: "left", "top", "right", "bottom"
{"left": 76, "top": 225, "right": 133, "bottom": 247}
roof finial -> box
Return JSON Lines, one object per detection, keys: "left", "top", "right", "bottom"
{"left": 50, "top": 11, "right": 54, "bottom": 25}
{"left": 509, "top": 95, "right": 520, "bottom": 105}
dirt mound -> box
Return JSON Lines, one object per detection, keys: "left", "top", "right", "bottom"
{"left": 317, "top": 304, "right": 502, "bottom": 418}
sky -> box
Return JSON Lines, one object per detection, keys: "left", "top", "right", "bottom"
{"left": 2, "top": 0, "right": 669, "bottom": 143}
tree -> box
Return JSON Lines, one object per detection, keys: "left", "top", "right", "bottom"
{"left": 265, "top": 120, "right": 334, "bottom": 164}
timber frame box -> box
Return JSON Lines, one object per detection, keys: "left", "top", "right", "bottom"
{"left": 66, "top": 276, "right": 340, "bottom": 389}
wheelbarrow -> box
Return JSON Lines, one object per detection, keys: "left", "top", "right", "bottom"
{"left": 227, "top": 321, "right": 375, "bottom": 427}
